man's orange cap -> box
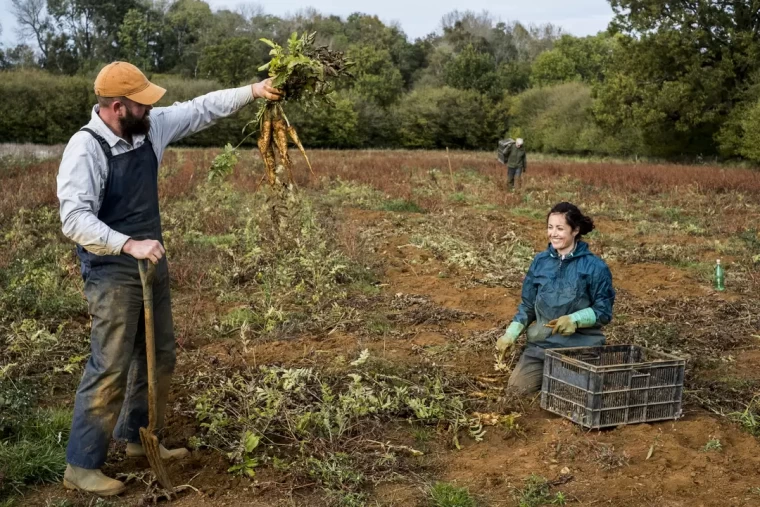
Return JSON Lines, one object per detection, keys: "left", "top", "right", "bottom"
{"left": 94, "top": 62, "right": 166, "bottom": 106}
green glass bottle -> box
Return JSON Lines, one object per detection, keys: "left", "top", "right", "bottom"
{"left": 714, "top": 259, "right": 725, "bottom": 291}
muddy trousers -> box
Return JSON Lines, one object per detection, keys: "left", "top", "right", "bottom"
{"left": 507, "top": 166, "right": 523, "bottom": 191}
{"left": 507, "top": 352, "right": 544, "bottom": 394}
{"left": 66, "top": 262, "right": 176, "bottom": 470}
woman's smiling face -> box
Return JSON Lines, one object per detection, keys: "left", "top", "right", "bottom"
{"left": 547, "top": 212, "right": 579, "bottom": 254}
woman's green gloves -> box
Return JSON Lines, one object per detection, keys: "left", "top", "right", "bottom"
{"left": 546, "top": 308, "right": 597, "bottom": 336}
{"left": 498, "top": 309, "right": 597, "bottom": 349}
{"left": 496, "top": 321, "right": 525, "bottom": 352}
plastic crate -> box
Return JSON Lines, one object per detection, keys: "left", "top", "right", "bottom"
{"left": 540, "top": 345, "right": 685, "bottom": 429}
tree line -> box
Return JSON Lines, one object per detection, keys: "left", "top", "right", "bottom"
{"left": 1, "top": 0, "right": 760, "bottom": 163}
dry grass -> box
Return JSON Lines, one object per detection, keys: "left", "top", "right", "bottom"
{"left": 5, "top": 147, "right": 760, "bottom": 267}
{"left": 0, "top": 143, "right": 64, "bottom": 161}
{"left": 291, "top": 150, "right": 760, "bottom": 196}
{"left": 0, "top": 160, "right": 60, "bottom": 217}
{"left": 7, "top": 149, "right": 760, "bottom": 221}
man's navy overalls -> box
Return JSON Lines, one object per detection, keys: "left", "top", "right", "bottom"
{"left": 66, "top": 128, "right": 176, "bottom": 469}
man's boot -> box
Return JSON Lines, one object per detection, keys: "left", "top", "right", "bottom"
{"left": 124, "top": 373, "right": 189, "bottom": 461}
{"left": 126, "top": 442, "right": 190, "bottom": 460}
{"left": 63, "top": 464, "right": 126, "bottom": 496}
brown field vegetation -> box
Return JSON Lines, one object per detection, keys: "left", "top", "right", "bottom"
{"left": 3, "top": 149, "right": 760, "bottom": 506}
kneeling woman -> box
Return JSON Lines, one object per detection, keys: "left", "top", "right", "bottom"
{"left": 497, "top": 202, "right": 616, "bottom": 394}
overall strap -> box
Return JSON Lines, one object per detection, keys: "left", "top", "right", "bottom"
{"left": 80, "top": 127, "right": 113, "bottom": 159}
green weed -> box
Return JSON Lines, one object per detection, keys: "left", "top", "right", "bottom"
{"left": 207, "top": 143, "right": 239, "bottom": 182}
{"left": 449, "top": 192, "right": 470, "bottom": 204}
{"left": 429, "top": 481, "right": 477, "bottom": 507}
{"left": 381, "top": 198, "right": 424, "bottom": 213}
{"left": 412, "top": 425, "right": 434, "bottom": 444}
{"left": 366, "top": 314, "right": 392, "bottom": 335}
{"left": 351, "top": 280, "right": 382, "bottom": 296}
{"left": 739, "top": 229, "right": 760, "bottom": 250}
{"left": 729, "top": 397, "right": 760, "bottom": 436}
{"left": 305, "top": 453, "right": 368, "bottom": 506}
{"left": 702, "top": 438, "right": 722, "bottom": 452}
{"left": 499, "top": 413, "right": 525, "bottom": 439}
{"left": 657, "top": 206, "right": 683, "bottom": 222}
{"left": 515, "top": 474, "right": 566, "bottom": 507}
{"left": 1, "top": 318, "right": 88, "bottom": 380}
{"left": 219, "top": 306, "right": 281, "bottom": 335}
{"left": 2, "top": 207, "right": 60, "bottom": 254}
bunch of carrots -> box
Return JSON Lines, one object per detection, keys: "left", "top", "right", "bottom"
{"left": 256, "top": 32, "right": 351, "bottom": 187}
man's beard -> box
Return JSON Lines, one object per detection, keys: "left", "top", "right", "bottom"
{"left": 119, "top": 108, "right": 150, "bottom": 137}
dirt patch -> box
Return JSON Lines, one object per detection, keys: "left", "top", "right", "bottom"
{"left": 22, "top": 451, "right": 307, "bottom": 506}
{"left": 734, "top": 349, "right": 760, "bottom": 379}
{"left": 701, "top": 348, "right": 760, "bottom": 387}
{"left": 594, "top": 217, "right": 628, "bottom": 236}
{"left": 438, "top": 408, "right": 760, "bottom": 507}
{"left": 610, "top": 261, "right": 709, "bottom": 299}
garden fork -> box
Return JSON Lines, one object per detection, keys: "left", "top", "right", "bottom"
{"left": 138, "top": 259, "right": 175, "bottom": 495}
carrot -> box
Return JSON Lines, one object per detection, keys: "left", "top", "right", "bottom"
{"left": 265, "top": 144, "right": 277, "bottom": 186}
{"left": 272, "top": 111, "right": 293, "bottom": 185}
{"left": 287, "top": 125, "right": 314, "bottom": 177}
{"left": 258, "top": 107, "right": 275, "bottom": 184}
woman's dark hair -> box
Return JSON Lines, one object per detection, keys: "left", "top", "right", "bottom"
{"left": 547, "top": 202, "right": 595, "bottom": 237}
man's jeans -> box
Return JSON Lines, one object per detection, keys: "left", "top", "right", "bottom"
{"left": 66, "top": 261, "right": 176, "bottom": 470}
{"left": 508, "top": 166, "right": 523, "bottom": 190}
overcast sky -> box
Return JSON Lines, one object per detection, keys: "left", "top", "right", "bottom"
{"left": 0, "top": 0, "right": 614, "bottom": 47}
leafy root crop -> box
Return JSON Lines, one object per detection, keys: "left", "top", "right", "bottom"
{"left": 257, "top": 105, "right": 306, "bottom": 188}
{"left": 187, "top": 353, "right": 490, "bottom": 501}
